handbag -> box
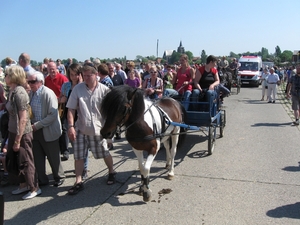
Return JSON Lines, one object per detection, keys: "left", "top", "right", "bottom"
{"left": 27, "top": 104, "right": 33, "bottom": 119}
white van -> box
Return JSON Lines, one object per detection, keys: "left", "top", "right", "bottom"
{"left": 238, "top": 55, "right": 262, "bottom": 87}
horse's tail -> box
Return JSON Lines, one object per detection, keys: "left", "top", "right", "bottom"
{"left": 177, "top": 102, "right": 187, "bottom": 148}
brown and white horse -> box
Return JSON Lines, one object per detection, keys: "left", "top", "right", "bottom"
{"left": 100, "top": 85, "right": 186, "bottom": 202}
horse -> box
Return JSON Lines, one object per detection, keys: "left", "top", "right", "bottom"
{"left": 100, "top": 85, "right": 186, "bottom": 202}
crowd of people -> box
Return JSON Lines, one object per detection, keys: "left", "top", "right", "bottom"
{"left": 0, "top": 53, "right": 232, "bottom": 199}
{"left": 1, "top": 52, "right": 298, "bottom": 200}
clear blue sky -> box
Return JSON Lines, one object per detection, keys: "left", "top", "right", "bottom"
{"left": 1, "top": 0, "right": 299, "bottom": 63}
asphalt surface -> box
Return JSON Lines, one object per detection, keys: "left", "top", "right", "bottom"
{"left": 1, "top": 84, "right": 300, "bottom": 225}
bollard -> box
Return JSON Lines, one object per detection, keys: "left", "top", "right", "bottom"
{"left": 0, "top": 191, "right": 3, "bottom": 225}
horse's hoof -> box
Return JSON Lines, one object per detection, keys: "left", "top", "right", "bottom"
{"left": 143, "top": 190, "right": 152, "bottom": 202}
{"left": 167, "top": 174, "right": 174, "bottom": 180}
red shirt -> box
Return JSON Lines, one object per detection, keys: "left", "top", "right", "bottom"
{"left": 175, "top": 67, "right": 192, "bottom": 94}
{"left": 45, "top": 73, "right": 68, "bottom": 98}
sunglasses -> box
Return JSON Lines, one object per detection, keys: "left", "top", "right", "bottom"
{"left": 150, "top": 71, "right": 157, "bottom": 74}
{"left": 27, "top": 80, "right": 38, "bottom": 84}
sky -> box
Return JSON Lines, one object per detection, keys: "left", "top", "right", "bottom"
{"left": 1, "top": 0, "right": 300, "bottom": 63}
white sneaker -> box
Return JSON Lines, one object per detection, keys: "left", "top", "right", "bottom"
{"left": 22, "top": 188, "right": 42, "bottom": 200}
{"left": 12, "top": 186, "right": 30, "bottom": 195}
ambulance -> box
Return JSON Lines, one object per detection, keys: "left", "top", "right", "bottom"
{"left": 238, "top": 55, "right": 262, "bottom": 87}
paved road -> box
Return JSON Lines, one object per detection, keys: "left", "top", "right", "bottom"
{"left": 1, "top": 85, "right": 300, "bottom": 225}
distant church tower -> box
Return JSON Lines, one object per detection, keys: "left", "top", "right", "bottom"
{"left": 177, "top": 40, "right": 185, "bottom": 54}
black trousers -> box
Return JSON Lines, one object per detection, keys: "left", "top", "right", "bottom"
{"left": 59, "top": 117, "right": 69, "bottom": 155}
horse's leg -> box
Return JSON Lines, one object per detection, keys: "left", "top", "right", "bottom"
{"left": 132, "top": 149, "right": 145, "bottom": 194}
{"left": 164, "top": 138, "right": 171, "bottom": 169}
{"left": 167, "top": 127, "right": 180, "bottom": 180}
{"left": 133, "top": 148, "right": 157, "bottom": 202}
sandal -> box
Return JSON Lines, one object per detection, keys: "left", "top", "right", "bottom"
{"left": 68, "top": 182, "right": 84, "bottom": 195}
{"left": 107, "top": 172, "right": 116, "bottom": 185}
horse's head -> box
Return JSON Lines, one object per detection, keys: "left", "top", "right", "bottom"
{"left": 100, "top": 85, "right": 142, "bottom": 139}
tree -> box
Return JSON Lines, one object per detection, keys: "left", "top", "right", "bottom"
{"left": 275, "top": 46, "right": 281, "bottom": 57}
{"left": 261, "top": 47, "right": 269, "bottom": 61}
{"left": 170, "top": 51, "right": 181, "bottom": 64}
{"left": 147, "top": 55, "right": 156, "bottom": 61}
{"left": 229, "top": 52, "right": 240, "bottom": 60}
{"left": 30, "top": 60, "right": 38, "bottom": 67}
{"left": 185, "top": 51, "right": 193, "bottom": 60}
{"left": 1, "top": 59, "right": 6, "bottom": 68}
{"left": 280, "top": 50, "right": 293, "bottom": 62}
{"left": 200, "top": 50, "right": 207, "bottom": 64}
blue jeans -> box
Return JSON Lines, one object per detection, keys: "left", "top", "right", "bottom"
{"left": 191, "top": 89, "right": 217, "bottom": 113}
{"left": 165, "top": 89, "right": 191, "bottom": 111}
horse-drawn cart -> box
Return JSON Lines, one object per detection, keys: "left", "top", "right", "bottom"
{"left": 172, "top": 96, "right": 226, "bottom": 155}
{"left": 100, "top": 85, "right": 226, "bottom": 201}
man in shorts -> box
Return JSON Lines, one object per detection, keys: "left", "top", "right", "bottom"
{"left": 287, "top": 64, "right": 300, "bottom": 125}
{"left": 66, "top": 64, "right": 116, "bottom": 195}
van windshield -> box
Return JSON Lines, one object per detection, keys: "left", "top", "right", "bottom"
{"left": 239, "top": 62, "right": 258, "bottom": 71}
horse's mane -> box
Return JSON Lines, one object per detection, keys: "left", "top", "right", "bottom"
{"left": 101, "top": 85, "right": 145, "bottom": 121}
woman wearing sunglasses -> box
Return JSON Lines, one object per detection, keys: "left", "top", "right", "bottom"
{"left": 142, "top": 65, "right": 163, "bottom": 100}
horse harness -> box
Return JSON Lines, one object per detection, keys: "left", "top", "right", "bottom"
{"left": 118, "top": 99, "right": 173, "bottom": 142}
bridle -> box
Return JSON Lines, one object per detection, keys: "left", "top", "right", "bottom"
{"left": 117, "top": 100, "right": 133, "bottom": 129}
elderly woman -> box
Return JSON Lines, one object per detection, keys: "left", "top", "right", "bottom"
{"left": 142, "top": 65, "right": 163, "bottom": 99}
{"left": 5, "top": 65, "right": 40, "bottom": 200}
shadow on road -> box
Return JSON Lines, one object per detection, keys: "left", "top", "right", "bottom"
{"left": 266, "top": 202, "right": 300, "bottom": 219}
{"left": 282, "top": 162, "right": 300, "bottom": 172}
{"left": 251, "top": 122, "right": 292, "bottom": 127}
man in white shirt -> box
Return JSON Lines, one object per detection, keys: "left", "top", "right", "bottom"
{"left": 66, "top": 64, "right": 116, "bottom": 195}
{"left": 266, "top": 67, "right": 280, "bottom": 103}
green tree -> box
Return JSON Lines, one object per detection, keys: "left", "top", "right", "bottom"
{"left": 200, "top": 50, "right": 207, "bottom": 64}
{"left": 261, "top": 47, "right": 269, "bottom": 61}
{"left": 146, "top": 55, "right": 156, "bottom": 61}
{"left": 170, "top": 51, "right": 181, "bottom": 64}
{"left": 280, "top": 50, "right": 293, "bottom": 62}
{"left": 1, "top": 59, "right": 6, "bottom": 68}
{"left": 185, "top": 51, "right": 193, "bottom": 60}
{"left": 30, "top": 60, "right": 38, "bottom": 67}
{"left": 275, "top": 46, "right": 281, "bottom": 57}
{"left": 229, "top": 52, "right": 240, "bottom": 60}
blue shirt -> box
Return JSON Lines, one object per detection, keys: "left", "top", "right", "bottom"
{"left": 100, "top": 76, "right": 113, "bottom": 88}
{"left": 30, "top": 86, "right": 43, "bottom": 123}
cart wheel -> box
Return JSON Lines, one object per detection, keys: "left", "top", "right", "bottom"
{"left": 208, "top": 126, "right": 215, "bottom": 155}
{"left": 220, "top": 111, "right": 225, "bottom": 138}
